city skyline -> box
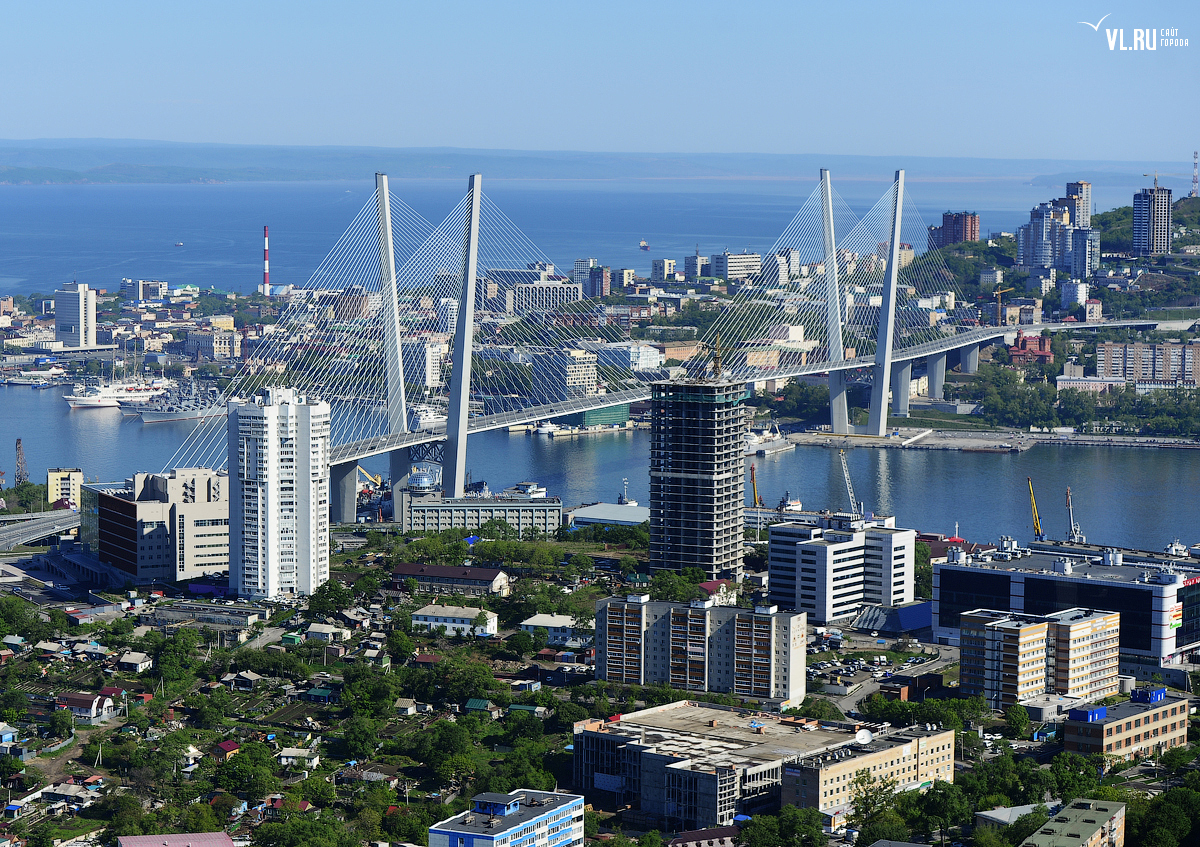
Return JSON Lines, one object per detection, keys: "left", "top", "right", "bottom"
{"left": 0, "top": 1, "right": 1196, "bottom": 162}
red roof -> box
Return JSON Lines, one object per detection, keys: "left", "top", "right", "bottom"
{"left": 411, "top": 654, "right": 442, "bottom": 664}
{"left": 392, "top": 562, "right": 505, "bottom": 581}
{"left": 99, "top": 686, "right": 126, "bottom": 698}
{"left": 215, "top": 740, "right": 240, "bottom": 754}
{"left": 698, "top": 579, "right": 733, "bottom": 595}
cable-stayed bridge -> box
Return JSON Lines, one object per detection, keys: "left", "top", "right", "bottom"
{"left": 165, "top": 170, "right": 1147, "bottom": 522}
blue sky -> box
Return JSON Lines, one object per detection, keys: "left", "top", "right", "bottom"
{"left": 3, "top": 0, "right": 1197, "bottom": 161}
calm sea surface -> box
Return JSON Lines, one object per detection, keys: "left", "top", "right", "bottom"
{"left": 1, "top": 384, "right": 1196, "bottom": 552}
{"left": 0, "top": 179, "right": 1189, "bottom": 551}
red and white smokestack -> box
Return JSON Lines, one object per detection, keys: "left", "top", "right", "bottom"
{"left": 263, "top": 225, "right": 270, "bottom": 291}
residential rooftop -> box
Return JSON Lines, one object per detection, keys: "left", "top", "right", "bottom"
{"left": 575, "top": 701, "right": 943, "bottom": 774}
{"left": 1016, "top": 798, "right": 1124, "bottom": 847}
{"left": 431, "top": 790, "right": 581, "bottom": 836}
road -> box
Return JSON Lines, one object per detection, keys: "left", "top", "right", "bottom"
{"left": 0, "top": 512, "right": 80, "bottom": 551}
{"left": 244, "top": 626, "right": 286, "bottom": 650}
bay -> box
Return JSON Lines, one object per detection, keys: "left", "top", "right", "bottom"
{"left": 1, "top": 384, "right": 1196, "bottom": 553}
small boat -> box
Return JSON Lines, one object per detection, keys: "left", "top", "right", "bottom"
{"left": 535, "top": 421, "right": 559, "bottom": 435}
{"left": 745, "top": 421, "right": 793, "bottom": 456}
{"left": 174, "top": 242, "right": 184, "bottom": 247}
{"left": 639, "top": 239, "right": 649, "bottom": 251}
{"left": 501, "top": 481, "right": 547, "bottom": 499}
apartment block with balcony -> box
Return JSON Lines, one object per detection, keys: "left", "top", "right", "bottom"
{"left": 958, "top": 607, "right": 1120, "bottom": 710}
{"left": 595, "top": 595, "right": 805, "bottom": 707}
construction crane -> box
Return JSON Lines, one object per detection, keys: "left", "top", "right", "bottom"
{"left": 838, "top": 449, "right": 862, "bottom": 516}
{"left": 749, "top": 463, "right": 765, "bottom": 508}
{"left": 992, "top": 286, "right": 1015, "bottom": 326}
{"left": 1066, "top": 487, "right": 1086, "bottom": 544}
{"left": 1027, "top": 477, "right": 1045, "bottom": 542}
{"left": 356, "top": 465, "right": 383, "bottom": 488}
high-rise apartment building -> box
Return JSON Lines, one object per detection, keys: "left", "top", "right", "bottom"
{"left": 612, "top": 268, "right": 637, "bottom": 289}
{"left": 1096, "top": 340, "right": 1200, "bottom": 382}
{"left": 649, "top": 379, "right": 746, "bottom": 580}
{"left": 531, "top": 349, "right": 597, "bottom": 403}
{"left": 928, "top": 212, "right": 980, "bottom": 248}
{"left": 573, "top": 257, "right": 597, "bottom": 287}
{"left": 1133, "top": 184, "right": 1173, "bottom": 255}
{"left": 401, "top": 339, "right": 445, "bottom": 389}
{"left": 585, "top": 265, "right": 611, "bottom": 299}
{"left": 54, "top": 281, "right": 97, "bottom": 348}
{"left": 710, "top": 251, "right": 762, "bottom": 281}
{"left": 1059, "top": 280, "right": 1090, "bottom": 308}
{"left": 1065, "top": 181, "right": 1093, "bottom": 228}
{"left": 684, "top": 253, "right": 710, "bottom": 280}
{"left": 227, "top": 388, "right": 331, "bottom": 600}
{"left": 650, "top": 258, "right": 677, "bottom": 281}
{"left": 767, "top": 513, "right": 916, "bottom": 624}
{"left": 80, "top": 468, "right": 230, "bottom": 583}
{"left": 1071, "top": 228, "right": 1101, "bottom": 279}
{"left": 595, "top": 595, "right": 806, "bottom": 705}
{"left": 435, "top": 298, "right": 459, "bottom": 334}
{"left": 958, "top": 607, "right": 1121, "bottom": 709}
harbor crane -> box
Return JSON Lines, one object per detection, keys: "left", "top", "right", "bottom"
{"left": 838, "top": 449, "right": 863, "bottom": 517}
{"left": 1066, "top": 487, "right": 1086, "bottom": 544}
{"left": 1028, "top": 477, "right": 1045, "bottom": 542}
{"left": 749, "top": 463, "right": 765, "bottom": 508}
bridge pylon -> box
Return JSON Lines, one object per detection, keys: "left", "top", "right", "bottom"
{"left": 442, "top": 174, "right": 483, "bottom": 500}
{"left": 820, "top": 169, "right": 850, "bottom": 435}
{"left": 866, "top": 170, "right": 905, "bottom": 437}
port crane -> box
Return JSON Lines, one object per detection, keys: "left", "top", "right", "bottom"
{"left": 1066, "top": 487, "right": 1086, "bottom": 543}
{"left": 749, "top": 463, "right": 765, "bottom": 508}
{"left": 838, "top": 450, "right": 863, "bottom": 517}
{"left": 1027, "top": 477, "right": 1045, "bottom": 542}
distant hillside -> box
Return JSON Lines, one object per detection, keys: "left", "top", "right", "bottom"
{"left": 0, "top": 139, "right": 1192, "bottom": 187}
{"left": 1091, "top": 197, "right": 1200, "bottom": 253}
{"left": 1092, "top": 206, "right": 1133, "bottom": 252}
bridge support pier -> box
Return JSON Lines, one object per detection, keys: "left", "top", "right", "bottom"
{"left": 829, "top": 371, "right": 849, "bottom": 434}
{"left": 891, "top": 361, "right": 912, "bottom": 418}
{"left": 331, "top": 461, "right": 358, "bottom": 525}
{"left": 962, "top": 343, "right": 980, "bottom": 374}
{"left": 927, "top": 352, "right": 947, "bottom": 400}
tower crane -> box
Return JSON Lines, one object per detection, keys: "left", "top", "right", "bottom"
{"left": 992, "top": 286, "right": 1015, "bottom": 326}
{"left": 838, "top": 450, "right": 862, "bottom": 517}
{"left": 1027, "top": 477, "right": 1044, "bottom": 542}
{"left": 1066, "top": 487, "right": 1086, "bottom": 544}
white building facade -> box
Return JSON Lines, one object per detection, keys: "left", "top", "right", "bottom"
{"left": 227, "top": 388, "right": 331, "bottom": 600}
{"left": 54, "top": 281, "right": 97, "bottom": 348}
{"left": 767, "top": 513, "right": 916, "bottom": 624}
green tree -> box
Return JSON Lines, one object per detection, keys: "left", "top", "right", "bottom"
{"left": 47, "top": 708, "right": 74, "bottom": 739}
{"left": 618, "top": 555, "right": 639, "bottom": 575}
{"left": 638, "top": 831, "right": 663, "bottom": 847}
{"left": 847, "top": 768, "right": 899, "bottom": 831}
{"left": 307, "top": 579, "right": 353, "bottom": 616}
{"left": 856, "top": 811, "right": 910, "bottom": 846}
{"left": 1006, "top": 807, "right": 1050, "bottom": 846}
{"left": 1005, "top": 703, "right": 1031, "bottom": 739}
{"left": 507, "top": 631, "right": 535, "bottom": 657}
{"left": 914, "top": 541, "right": 932, "bottom": 599}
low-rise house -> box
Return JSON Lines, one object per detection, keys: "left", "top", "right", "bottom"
{"left": 211, "top": 740, "right": 240, "bottom": 761}
{"left": 697, "top": 579, "right": 738, "bottom": 606}
{"left": 305, "top": 623, "right": 350, "bottom": 642}
{"left": 361, "top": 649, "right": 391, "bottom": 669}
{"left": 0, "top": 724, "right": 17, "bottom": 744}
{"left": 394, "top": 698, "right": 417, "bottom": 716}
{"left": 464, "top": 698, "right": 503, "bottom": 720}
{"left": 277, "top": 747, "right": 320, "bottom": 769}
{"left": 391, "top": 562, "right": 512, "bottom": 597}
{"left": 118, "top": 651, "right": 153, "bottom": 673}
{"left": 411, "top": 654, "right": 442, "bottom": 669}
{"left": 42, "top": 782, "right": 101, "bottom": 807}
{"left": 281, "top": 632, "right": 303, "bottom": 646}
{"left": 71, "top": 642, "right": 110, "bottom": 661}
{"left": 667, "top": 826, "right": 741, "bottom": 847}
{"left": 1, "top": 636, "right": 24, "bottom": 651}
{"left": 56, "top": 692, "right": 115, "bottom": 722}
{"left": 339, "top": 763, "right": 400, "bottom": 788}
{"left": 221, "top": 671, "right": 264, "bottom": 691}
{"left": 412, "top": 604, "right": 499, "bottom": 637}
{"left": 507, "top": 704, "right": 551, "bottom": 720}
{"left": 518, "top": 613, "right": 578, "bottom": 646}
{"left": 302, "top": 687, "right": 337, "bottom": 704}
